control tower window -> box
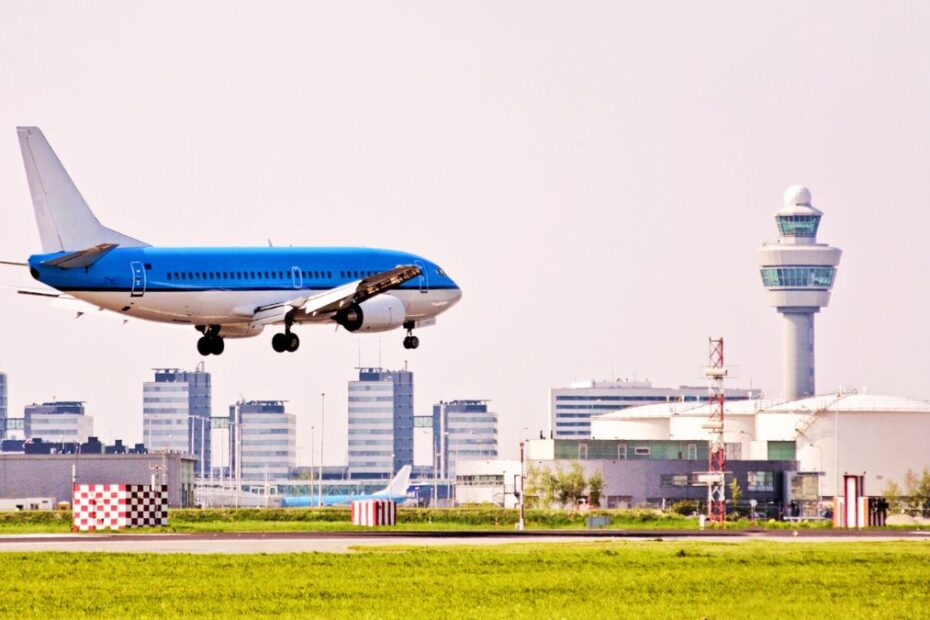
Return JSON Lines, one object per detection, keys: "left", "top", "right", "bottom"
{"left": 776, "top": 214, "right": 820, "bottom": 236}
{"left": 760, "top": 266, "right": 835, "bottom": 288}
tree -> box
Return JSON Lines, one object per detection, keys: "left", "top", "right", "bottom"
{"left": 903, "top": 469, "right": 920, "bottom": 513}
{"left": 588, "top": 469, "right": 604, "bottom": 508}
{"left": 729, "top": 478, "right": 742, "bottom": 519}
{"left": 882, "top": 479, "right": 903, "bottom": 513}
{"left": 556, "top": 462, "right": 587, "bottom": 508}
{"left": 918, "top": 468, "right": 930, "bottom": 517}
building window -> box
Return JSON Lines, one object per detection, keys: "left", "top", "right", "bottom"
{"left": 634, "top": 446, "right": 650, "bottom": 456}
{"left": 660, "top": 474, "right": 690, "bottom": 487}
{"left": 747, "top": 471, "right": 775, "bottom": 492}
{"left": 578, "top": 443, "right": 588, "bottom": 459}
{"left": 617, "top": 444, "right": 627, "bottom": 460}
{"left": 687, "top": 444, "right": 697, "bottom": 460}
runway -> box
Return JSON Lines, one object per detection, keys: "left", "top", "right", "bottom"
{"left": 0, "top": 529, "right": 927, "bottom": 553}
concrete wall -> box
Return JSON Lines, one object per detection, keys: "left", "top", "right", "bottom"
{"left": 796, "top": 411, "right": 930, "bottom": 497}
{"left": 0, "top": 453, "right": 196, "bottom": 507}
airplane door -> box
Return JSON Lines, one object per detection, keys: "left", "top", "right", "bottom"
{"left": 291, "top": 266, "right": 303, "bottom": 289}
{"left": 130, "top": 261, "right": 146, "bottom": 297}
{"left": 414, "top": 260, "right": 428, "bottom": 294}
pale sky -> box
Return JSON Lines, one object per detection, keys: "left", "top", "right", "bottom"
{"left": 1, "top": 2, "right": 929, "bottom": 465}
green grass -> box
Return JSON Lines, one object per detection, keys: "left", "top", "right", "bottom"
{"left": 1, "top": 541, "right": 929, "bottom": 618}
{"left": 0, "top": 507, "right": 715, "bottom": 534}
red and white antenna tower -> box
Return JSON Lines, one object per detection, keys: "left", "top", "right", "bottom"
{"left": 705, "top": 337, "right": 727, "bottom": 526}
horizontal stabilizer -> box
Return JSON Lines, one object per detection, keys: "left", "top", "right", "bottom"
{"left": 40, "top": 243, "right": 118, "bottom": 269}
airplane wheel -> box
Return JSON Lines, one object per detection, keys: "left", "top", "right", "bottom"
{"left": 211, "top": 337, "right": 225, "bottom": 355}
{"left": 409, "top": 336, "right": 419, "bottom": 350}
{"left": 197, "top": 337, "right": 212, "bottom": 356}
{"left": 272, "top": 333, "right": 288, "bottom": 353}
{"left": 402, "top": 336, "right": 411, "bottom": 349}
{"left": 287, "top": 333, "right": 300, "bottom": 352}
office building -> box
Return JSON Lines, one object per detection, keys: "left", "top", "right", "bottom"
{"left": 757, "top": 185, "right": 842, "bottom": 400}
{"left": 24, "top": 401, "right": 94, "bottom": 444}
{"left": 347, "top": 367, "right": 413, "bottom": 479}
{"left": 229, "top": 400, "right": 296, "bottom": 480}
{"left": 142, "top": 366, "right": 211, "bottom": 477}
{"left": 433, "top": 400, "right": 498, "bottom": 479}
{"left": 550, "top": 379, "right": 761, "bottom": 439}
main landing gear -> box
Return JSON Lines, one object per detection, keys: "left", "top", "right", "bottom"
{"left": 272, "top": 321, "right": 300, "bottom": 353}
{"left": 196, "top": 326, "right": 225, "bottom": 356}
{"left": 402, "top": 321, "right": 419, "bottom": 350}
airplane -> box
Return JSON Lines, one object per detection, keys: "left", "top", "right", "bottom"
{"left": 8, "top": 127, "right": 462, "bottom": 355}
{"left": 280, "top": 465, "right": 413, "bottom": 507}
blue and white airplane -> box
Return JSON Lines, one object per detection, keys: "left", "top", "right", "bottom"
{"left": 9, "top": 127, "right": 461, "bottom": 355}
{"left": 280, "top": 465, "right": 413, "bottom": 507}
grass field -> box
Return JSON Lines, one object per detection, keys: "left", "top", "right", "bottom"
{"left": 0, "top": 507, "right": 831, "bottom": 534}
{"left": 2, "top": 541, "right": 929, "bottom": 618}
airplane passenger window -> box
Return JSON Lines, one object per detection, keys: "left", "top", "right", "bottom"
{"left": 167, "top": 273, "right": 172, "bottom": 280}
{"left": 237, "top": 272, "right": 242, "bottom": 279}
{"left": 250, "top": 272, "right": 255, "bottom": 279}
{"left": 327, "top": 271, "right": 332, "bottom": 278}
{"left": 264, "top": 272, "right": 269, "bottom": 279}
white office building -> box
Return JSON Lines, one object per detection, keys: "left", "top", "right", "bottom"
{"left": 229, "top": 400, "right": 296, "bottom": 480}
{"left": 433, "top": 400, "right": 498, "bottom": 479}
{"left": 23, "top": 401, "right": 94, "bottom": 443}
{"left": 550, "top": 379, "right": 761, "bottom": 439}
{"left": 142, "top": 367, "right": 212, "bottom": 476}
{"left": 347, "top": 368, "right": 414, "bottom": 479}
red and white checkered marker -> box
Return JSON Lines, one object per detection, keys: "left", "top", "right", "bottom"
{"left": 72, "top": 483, "right": 168, "bottom": 532}
{"left": 351, "top": 499, "right": 396, "bottom": 527}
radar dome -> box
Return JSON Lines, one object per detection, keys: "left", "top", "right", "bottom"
{"left": 783, "top": 185, "right": 812, "bottom": 206}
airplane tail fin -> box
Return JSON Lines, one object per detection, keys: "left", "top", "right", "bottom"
{"left": 375, "top": 465, "right": 412, "bottom": 498}
{"left": 16, "top": 127, "right": 148, "bottom": 253}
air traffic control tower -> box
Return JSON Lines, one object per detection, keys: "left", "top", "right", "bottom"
{"left": 757, "top": 185, "right": 842, "bottom": 401}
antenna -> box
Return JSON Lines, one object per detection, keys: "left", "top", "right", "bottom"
{"left": 704, "top": 337, "right": 727, "bottom": 527}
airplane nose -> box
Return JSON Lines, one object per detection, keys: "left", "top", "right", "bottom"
{"left": 450, "top": 285, "right": 462, "bottom": 304}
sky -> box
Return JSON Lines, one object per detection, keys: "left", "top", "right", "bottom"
{"left": 1, "top": 1, "right": 929, "bottom": 466}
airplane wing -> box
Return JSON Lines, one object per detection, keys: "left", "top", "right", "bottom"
{"left": 238, "top": 264, "right": 422, "bottom": 325}
{"left": 302, "top": 264, "right": 422, "bottom": 318}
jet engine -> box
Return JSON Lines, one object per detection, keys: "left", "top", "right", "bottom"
{"left": 335, "top": 295, "right": 406, "bottom": 333}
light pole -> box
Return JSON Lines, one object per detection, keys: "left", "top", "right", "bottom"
{"left": 518, "top": 440, "right": 526, "bottom": 531}
{"left": 318, "top": 392, "right": 325, "bottom": 508}
{"left": 310, "top": 425, "right": 315, "bottom": 497}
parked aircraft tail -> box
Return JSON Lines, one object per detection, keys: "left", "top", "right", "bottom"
{"left": 16, "top": 127, "right": 148, "bottom": 253}
{"left": 374, "top": 465, "right": 412, "bottom": 498}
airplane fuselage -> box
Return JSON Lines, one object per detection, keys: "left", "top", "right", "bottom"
{"left": 28, "top": 246, "right": 461, "bottom": 332}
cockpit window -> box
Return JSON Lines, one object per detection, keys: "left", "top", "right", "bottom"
{"left": 436, "top": 266, "right": 447, "bottom": 277}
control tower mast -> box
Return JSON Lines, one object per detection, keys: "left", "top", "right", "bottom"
{"left": 757, "top": 186, "right": 842, "bottom": 401}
